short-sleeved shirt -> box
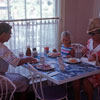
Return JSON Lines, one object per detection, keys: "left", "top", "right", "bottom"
{"left": 0, "top": 42, "right": 20, "bottom": 74}
{"left": 61, "top": 44, "right": 73, "bottom": 57}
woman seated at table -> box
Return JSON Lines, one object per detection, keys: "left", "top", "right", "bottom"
{"left": 0, "top": 22, "right": 37, "bottom": 100}
{"left": 73, "top": 18, "right": 100, "bottom": 100}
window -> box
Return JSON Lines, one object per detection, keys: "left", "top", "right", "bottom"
{"left": 0, "top": 0, "right": 59, "bottom": 20}
{"left": 0, "top": 0, "right": 60, "bottom": 75}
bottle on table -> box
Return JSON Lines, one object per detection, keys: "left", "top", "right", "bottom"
{"left": 32, "top": 48, "right": 38, "bottom": 57}
{"left": 26, "top": 46, "right": 31, "bottom": 56}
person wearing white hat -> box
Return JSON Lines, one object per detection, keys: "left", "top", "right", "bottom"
{"left": 73, "top": 18, "right": 100, "bottom": 100}
{"left": 83, "top": 18, "right": 100, "bottom": 100}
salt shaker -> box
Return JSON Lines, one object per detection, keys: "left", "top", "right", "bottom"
{"left": 32, "top": 48, "right": 38, "bottom": 57}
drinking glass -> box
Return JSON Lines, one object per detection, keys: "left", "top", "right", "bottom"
{"left": 57, "top": 57, "right": 64, "bottom": 65}
{"left": 59, "top": 64, "right": 65, "bottom": 71}
{"left": 40, "top": 56, "right": 45, "bottom": 64}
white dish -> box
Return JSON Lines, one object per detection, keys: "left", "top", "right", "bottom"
{"left": 47, "top": 52, "right": 61, "bottom": 58}
{"left": 36, "top": 63, "right": 55, "bottom": 71}
{"left": 80, "top": 57, "right": 96, "bottom": 65}
{"left": 32, "top": 58, "right": 39, "bottom": 64}
{"left": 64, "top": 58, "right": 80, "bottom": 64}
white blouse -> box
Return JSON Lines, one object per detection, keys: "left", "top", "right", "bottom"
{"left": 0, "top": 42, "right": 20, "bottom": 74}
{"left": 87, "top": 38, "right": 100, "bottom": 53}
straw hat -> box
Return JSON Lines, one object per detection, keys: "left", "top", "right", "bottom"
{"left": 87, "top": 18, "right": 100, "bottom": 34}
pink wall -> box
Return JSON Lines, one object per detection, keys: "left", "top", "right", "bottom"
{"left": 63, "top": 0, "right": 94, "bottom": 45}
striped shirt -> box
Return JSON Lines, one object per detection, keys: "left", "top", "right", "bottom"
{"left": 61, "top": 44, "right": 73, "bottom": 57}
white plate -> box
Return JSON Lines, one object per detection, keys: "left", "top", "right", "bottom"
{"left": 64, "top": 58, "right": 80, "bottom": 64}
{"left": 31, "top": 58, "right": 39, "bottom": 64}
{"left": 36, "top": 63, "right": 55, "bottom": 71}
{"left": 80, "top": 57, "right": 96, "bottom": 65}
{"left": 47, "top": 52, "right": 61, "bottom": 58}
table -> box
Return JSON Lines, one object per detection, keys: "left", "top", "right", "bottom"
{"left": 24, "top": 55, "right": 100, "bottom": 85}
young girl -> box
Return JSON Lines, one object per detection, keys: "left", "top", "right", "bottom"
{"left": 61, "top": 31, "right": 75, "bottom": 57}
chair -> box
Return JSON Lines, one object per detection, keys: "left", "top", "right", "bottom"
{"left": 28, "top": 63, "right": 68, "bottom": 100}
{"left": 71, "top": 43, "right": 85, "bottom": 58}
{"left": 0, "top": 75, "right": 16, "bottom": 100}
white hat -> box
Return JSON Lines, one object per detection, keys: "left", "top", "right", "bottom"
{"left": 87, "top": 18, "right": 100, "bottom": 34}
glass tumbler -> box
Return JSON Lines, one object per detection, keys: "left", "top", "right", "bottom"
{"left": 57, "top": 57, "right": 64, "bottom": 65}
{"left": 40, "top": 56, "right": 45, "bottom": 64}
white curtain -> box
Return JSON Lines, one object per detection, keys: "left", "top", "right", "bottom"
{"left": 0, "top": 0, "right": 60, "bottom": 78}
{"left": 5, "top": 19, "right": 59, "bottom": 54}
{"left": 3, "top": 18, "right": 59, "bottom": 77}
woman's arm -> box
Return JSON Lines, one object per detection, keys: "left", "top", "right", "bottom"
{"left": 17, "top": 56, "right": 37, "bottom": 66}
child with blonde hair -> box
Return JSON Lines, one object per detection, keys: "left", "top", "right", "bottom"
{"left": 61, "top": 31, "right": 75, "bottom": 57}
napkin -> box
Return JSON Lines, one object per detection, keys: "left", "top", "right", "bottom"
{"left": 80, "top": 57, "right": 96, "bottom": 65}
{"left": 48, "top": 71, "right": 60, "bottom": 77}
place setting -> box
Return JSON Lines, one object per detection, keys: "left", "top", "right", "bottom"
{"left": 64, "top": 57, "right": 81, "bottom": 64}
{"left": 47, "top": 48, "right": 61, "bottom": 58}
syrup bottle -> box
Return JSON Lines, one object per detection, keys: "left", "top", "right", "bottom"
{"left": 26, "top": 46, "right": 31, "bottom": 56}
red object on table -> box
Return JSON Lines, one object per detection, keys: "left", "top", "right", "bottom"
{"left": 44, "top": 47, "right": 49, "bottom": 54}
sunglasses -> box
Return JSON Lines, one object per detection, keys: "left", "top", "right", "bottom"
{"left": 89, "top": 32, "right": 95, "bottom": 36}
{"left": 89, "top": 32, "right": 100, "bottom": 36}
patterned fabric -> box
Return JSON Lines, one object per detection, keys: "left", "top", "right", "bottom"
{"left": 0, "top": 42, "right": 20, "bottom": 74}
{"left": 87, "top": 39, "right": 93, "bottom": 51}
{"left": 5, "top": 73, "right": 29, "bottom": 92}
{"left": 61, "top": 44, "right": 73, "bottom": 57}
{"left": 87, "top": 39, "right": 100, "bottom": 88}
{"left": 87, "top": 39, "right": 100, "bottom": 57}
{"left": 0, "top": 42, "right": 29, "bottom": 92}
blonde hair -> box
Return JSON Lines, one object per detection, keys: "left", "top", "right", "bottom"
{"left": 61, "top": 31, "right": 70, "bottom": 42}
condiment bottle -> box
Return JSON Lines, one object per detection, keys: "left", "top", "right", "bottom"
{"left": 26, "top": 46, "right": 31, "bottom": 56}
{"left": 32, "top": 48, "right": 38, "bottom": 57}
